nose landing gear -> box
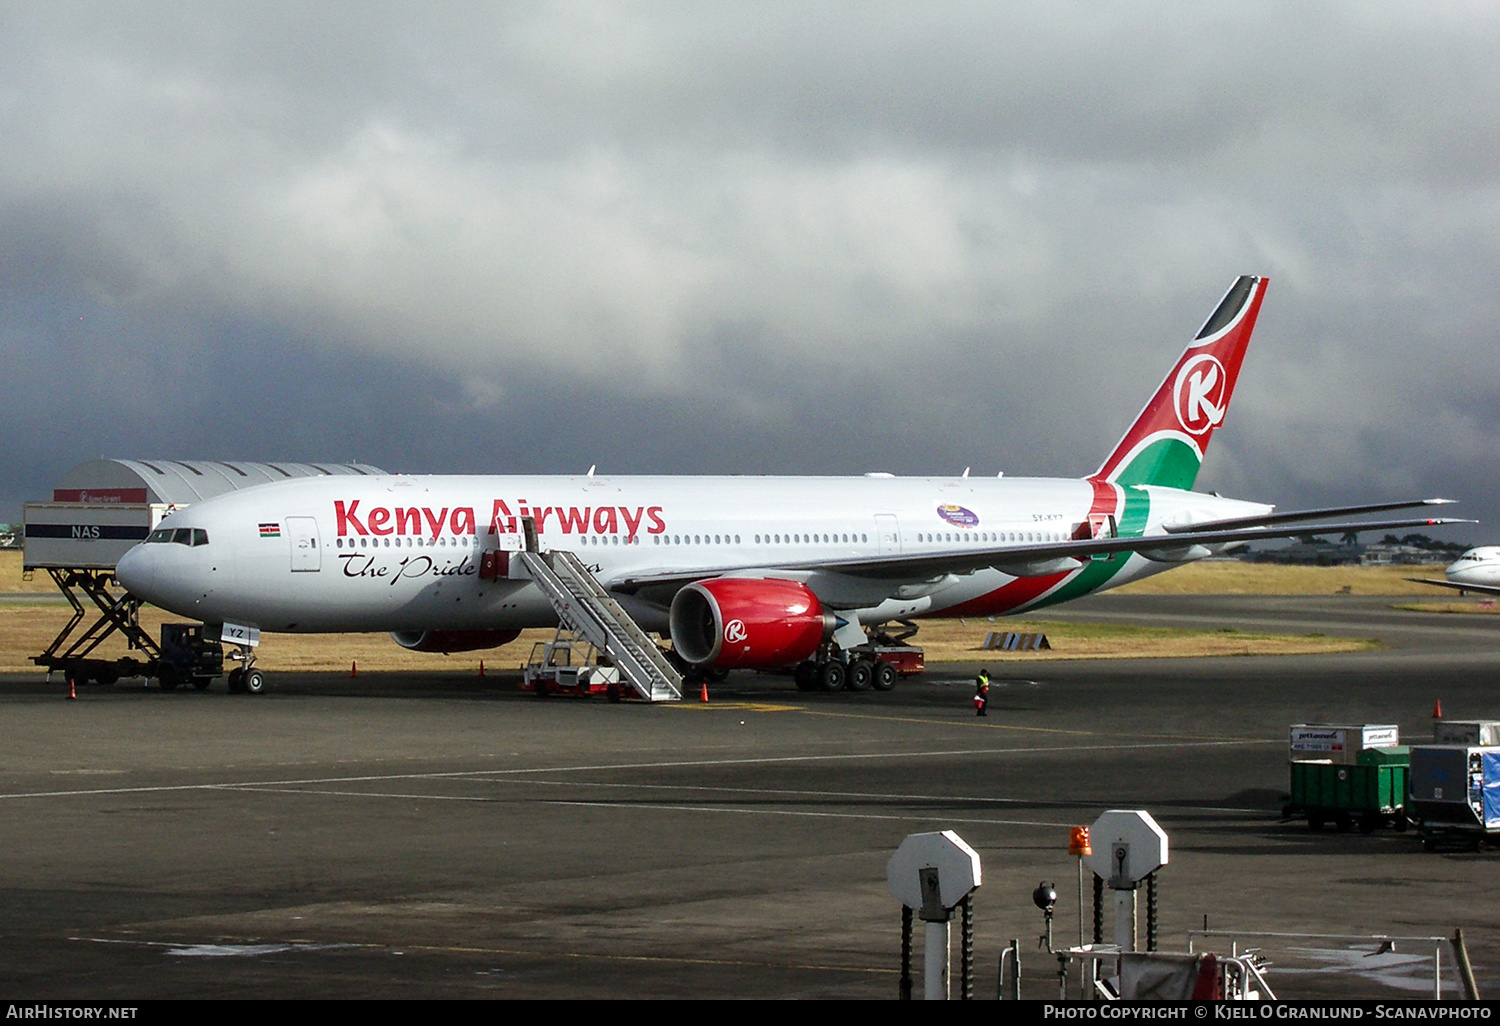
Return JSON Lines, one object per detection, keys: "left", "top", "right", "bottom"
{"left": 224, "top": 645, "right": 267, "bottom": 695}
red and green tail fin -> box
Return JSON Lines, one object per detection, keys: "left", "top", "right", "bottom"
{"left": 1091, "top": 276, "right": 1268, "bottom": 490}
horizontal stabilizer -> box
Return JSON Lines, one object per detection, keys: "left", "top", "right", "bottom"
{"left": 1164, "top": 498, "right": 1457, "bottom": 535}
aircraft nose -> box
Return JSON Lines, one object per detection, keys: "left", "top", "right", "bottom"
{"left": 115, "top": 544, "right": 157, "bottom": 598}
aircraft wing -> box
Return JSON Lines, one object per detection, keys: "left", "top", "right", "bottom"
{"left": 1406, "top": 578, "right": 1500, "bottom": 597}
{"left": 612, "top": 502, "right": 1473, "bottom": 592}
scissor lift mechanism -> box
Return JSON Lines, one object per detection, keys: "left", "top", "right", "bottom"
{"left": 32, "top": 568, "right": 161, "bottom": 684}
{"left": 29, "top": 568, "right": 227, "bottom": 689}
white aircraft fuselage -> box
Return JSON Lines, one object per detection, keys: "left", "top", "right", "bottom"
{"left": 116, "top": 472, "right": 1268, "bottom": 635}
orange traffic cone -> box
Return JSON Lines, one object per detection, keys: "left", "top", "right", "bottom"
{"left": 350, "top": 660, "right": 358, "bottom": 678}
{"left": 67, "top": 678, "right": 76, "bottom": 701}
{"left": 1433, "top": 699, "right": 1443, "bottom": 719}
{"left": 700, "top": 681, "right": 709, "bottom": 703}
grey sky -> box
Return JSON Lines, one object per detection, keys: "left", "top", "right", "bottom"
{"left": 2, "top": 3, "right": 1497, "bottom": 542}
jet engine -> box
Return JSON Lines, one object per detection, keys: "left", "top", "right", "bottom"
{"left": 389, "top": 629, "right": 521, "bottom": 653}
{"left": 669, "top": 578, "right": 834, "bottom": 669}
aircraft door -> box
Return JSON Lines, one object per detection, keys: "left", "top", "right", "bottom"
{"left": 875, "top": 514, "right": 901, "bottom": 554}
{"left": 287, "top": 516, "right": 321, "bottom": 572}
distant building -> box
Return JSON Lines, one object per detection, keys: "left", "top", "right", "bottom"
{"left": 1359, "top": 542, "right": 1443, "bottom": 566}
{"left": 1252, "top": 539, "right": 1363, "bottom": 566}
{"left": 1240, "top": 538, "right": 1450, "bottom": 567}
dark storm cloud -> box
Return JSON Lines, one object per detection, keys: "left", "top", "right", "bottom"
{"left": 2, "top": 3, "right": 1498, "bottom": 541}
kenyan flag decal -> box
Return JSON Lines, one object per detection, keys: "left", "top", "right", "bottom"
{"left": 259, "top": 522, "right": 281, "bottom": 538}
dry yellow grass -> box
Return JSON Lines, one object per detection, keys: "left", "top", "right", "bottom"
{"left": 0, "top": 605, "right": 1368, "bottom": 675}
{"left": 0, "top": 550, "right": 67, "bottom": 592}
{"left": 1391, "top": 601, "right": 1500, "bottom": 615}
{"left": 1112, "top": 560, "right": 1450, "bottom": 595}
{"left": 0, "top": 603, "right": 552, "bottom": 675}
{"left": 911, "top": 617, "right": 1372, "bottom": 662}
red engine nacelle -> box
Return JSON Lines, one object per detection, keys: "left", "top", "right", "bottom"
{"left": 389, "top": 629, "right": 521, "bottom": 653}
{"left": 669, "top": 578, "right": 834, "bottom": 669}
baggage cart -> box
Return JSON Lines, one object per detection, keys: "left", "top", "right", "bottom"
{"left": 1285, "top": 747, "right": 1410, "bottom": 833}
{"left": 522, "top": 639, "right": 623, "bottom": 699}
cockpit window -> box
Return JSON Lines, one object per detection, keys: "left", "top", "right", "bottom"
{"left": 146, "top": 526, "right": 209, "bottom": 546}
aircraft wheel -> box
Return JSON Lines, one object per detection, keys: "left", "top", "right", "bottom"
{"left": 846, "top": 659, "right": 874, "bottom": 691}
{"left": 818, "top": 661, "right": 846, "bottom": 692}
{"left": 707, "top": 666, "right": 730, "bottom": 683}
{"left": 872, "top": 661, "right": 898, "bottom": 691}
{"left": 242, "top": 669, "right": 267, "bottom": 695}
{"left": 226, "top": 668, "right": 246, "bottom": 693}
{"left": 191, "top": 676, "right": 212, "bottom": 691}
{"left": 793, "top": 661, "right": 818, "bottom": 691}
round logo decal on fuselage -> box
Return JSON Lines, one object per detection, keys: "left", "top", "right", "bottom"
{"left": 937, "top": 504, "right": 980, "bottom": 527}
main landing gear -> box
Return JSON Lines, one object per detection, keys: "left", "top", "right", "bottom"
{"left": 793, "top": 626, "right": 921, "bottom": 694}
{"left": 794, "top": 655, "right": 900, "bottom": 693}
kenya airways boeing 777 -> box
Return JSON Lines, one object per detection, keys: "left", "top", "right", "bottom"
{"left": 115, "top": 277, "right": 1467, "bottom": 695}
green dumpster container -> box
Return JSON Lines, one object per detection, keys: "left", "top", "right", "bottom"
{"left": 1289, "top": 747, "right": 1409, "bottom": 832}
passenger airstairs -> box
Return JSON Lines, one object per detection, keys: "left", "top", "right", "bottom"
{"left": 517, "top": 550, "right": 683, "bottom": 702}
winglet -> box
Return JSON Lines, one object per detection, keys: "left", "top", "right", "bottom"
{"left": 1092, "top": 276, "right": 1268, "bottom": 489}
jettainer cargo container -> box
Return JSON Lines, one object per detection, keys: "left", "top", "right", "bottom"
{"left": 1433, "top": 721, "right": 1500, "bottom": 747}
{"left": 1288, "top": 723, "right": 1399, "bottom": 765}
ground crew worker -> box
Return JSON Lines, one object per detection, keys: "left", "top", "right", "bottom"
{"left": 974, "top": 668, "right": 990, "bottom": 717}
